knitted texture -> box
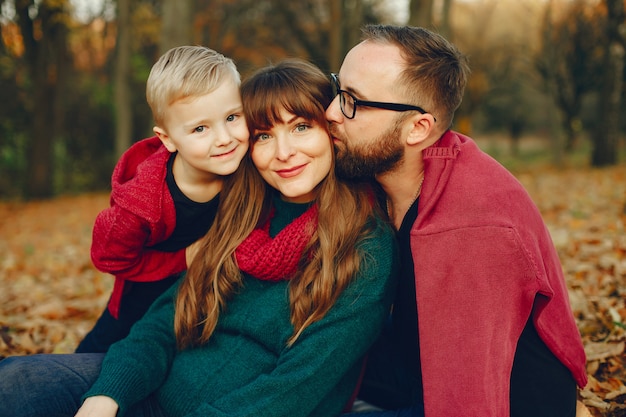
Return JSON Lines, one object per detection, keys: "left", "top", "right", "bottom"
{"left": 235, "top": 204, "right": 318, "bottom": 281}
{"left": 412, "top": 130, "right": 587, "bottom": 417}
{"left": 90, "top": 136, "right": 183, "bottom": 318}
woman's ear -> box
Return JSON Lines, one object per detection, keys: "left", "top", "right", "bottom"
{"left": 406, "top": 114, "right": 436, "bottom": 146}
{"left": 154, "top": 126, "right": 177, "bottom": 153}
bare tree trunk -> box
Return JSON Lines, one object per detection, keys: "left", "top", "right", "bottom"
{"left": 591, "top": 0, "right": 624, "bottom": 167}
{"left": 345, "top": 0, "right": 364, "bottom": 50}
{"left": 328, "top": 0, "right": 343, "bottom": 73}
{"left": 17, "top": 0, "right": 69, "bottom": 199}
{"left": 114, "top": 0, "right": 132, "bottom": 159}
{"left": 160, "top": 0, "right": 193, "bottom": 54}
{"left": 408, "top": 0, "right": 434, "bottom": 29}
{"left": 438, "top": 0, "right": 453, "bottom": 39}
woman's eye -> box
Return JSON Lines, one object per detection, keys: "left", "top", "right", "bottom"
{"left": 295, "top": 123, "right": 310, "bottom": 133}
{"left": 226, "top": 114, "right": 238, "bottom": 122}
{"left": 255, "top": 132, "right": 271, "bottom": 141}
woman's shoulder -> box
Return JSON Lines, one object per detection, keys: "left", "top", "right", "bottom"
{"left": 361, "top": 214, "right": 396, "bottom": 250}
{"left": 352, "top": 214, "right": 398, "bottom": 287}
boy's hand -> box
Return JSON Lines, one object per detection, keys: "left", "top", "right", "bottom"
{"left": 75, "top": 396, "right": 118, "bottom": 417}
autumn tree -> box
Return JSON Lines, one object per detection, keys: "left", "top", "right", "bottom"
{"left": 193, "top": 0, "right": 387, "bottom": 76}
{"left": 408, "top": 0, "right": 434, "bottom": 28}
{"left": 591, "top": 0, "right": 625, "bottom": 167}
{"left": 114, "top": 0, "right": 132, "bottom": 159}
{"left": 0, "top": 7, "right": 29, "bottom": 197}
{"left": 479, "top": 49, "right": 536, "bottom": 157}
{"left": 328, "top": 0, "right": 366, "bottom": 72}
{"left": 10, "top": 0, "right": 71, "bottom": 199}
{"left": 450, "top": 0, "right": 501, "bottom": 135}
{"left": 438, "top": 0, "right": 453, "bottom": 39}
{"left": 408, "top": 0, "right": 454, "bottom": 39}
{"left": 159, "top": 0, "right": 193, "bottom": 53}
{"left": 329, "top": 1, "right": 344, "bottom": 73}
{"left": 536, "top": 0, "right": 605, "bottom": 153}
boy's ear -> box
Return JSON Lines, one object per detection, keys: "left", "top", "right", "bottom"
{"left": 154, "top": 126, "right": 177, "bottom": 152}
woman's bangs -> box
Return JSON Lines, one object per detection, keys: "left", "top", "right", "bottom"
{"left": 248, "top": 87, "right": 322, "bottom": 132}
{"left": 246, "top": 89, "right": 283, "bottom": 131}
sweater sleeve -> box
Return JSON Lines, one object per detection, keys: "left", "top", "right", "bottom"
{"left": 183, "top": 220, "right": 398, "bottom": 417}
{"left": 90, "top": 205, "right": 187, "bottom": 282}
{"left": 82, "top": 283, "right": 179, "bottom": 415}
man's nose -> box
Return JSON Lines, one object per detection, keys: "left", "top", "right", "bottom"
{"left": 325, "top": 96, "right": 343, "bottom": 122}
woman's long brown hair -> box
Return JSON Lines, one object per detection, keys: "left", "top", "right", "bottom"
{"left": 174, "top": 59, "right": 376, "bottom": 350}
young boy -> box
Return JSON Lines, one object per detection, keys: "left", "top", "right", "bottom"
{"left": 76, "top": 46, "right": 249, "bottom": 353}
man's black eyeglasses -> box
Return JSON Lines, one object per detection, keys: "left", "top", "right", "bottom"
{"left": 330, "top": 73, "right": 435, "bottom": 121}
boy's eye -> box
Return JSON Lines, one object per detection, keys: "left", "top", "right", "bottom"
{"left": 226, "top": 114, "right": 237, "bottom": 122}
{"left": 194, "top": 126, "right": 206, "bottom": 133}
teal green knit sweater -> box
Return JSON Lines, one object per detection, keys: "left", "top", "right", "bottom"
{"left": 85, "top": 198, "right": 398, "bottom": 417}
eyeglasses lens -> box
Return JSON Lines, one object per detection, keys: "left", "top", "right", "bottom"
{"left": 343, "top": 93, "right": 355, "bottom": 118}
{"left": 331, "top": 74, "right": 355, "bottom": 119}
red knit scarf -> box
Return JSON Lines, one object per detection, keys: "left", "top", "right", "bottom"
{"left": 235, "top": 204, "right": 318, "bottom": 281}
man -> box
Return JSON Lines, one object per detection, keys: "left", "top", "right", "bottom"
{"left": 328, "top": 24, "right": 587, "bottom": 417}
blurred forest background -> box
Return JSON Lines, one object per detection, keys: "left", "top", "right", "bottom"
{"left": 0, "top": 0, "right": 624, "bottom": 200}
{"left": 1, "top": 0, "right": 626, "bottom": 416}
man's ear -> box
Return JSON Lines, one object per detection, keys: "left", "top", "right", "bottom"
{"left": 154, "top": 126, "right": 177, "bottom": 152}
{"left": 406, "top": 114, "right": 436, "bottom": 146}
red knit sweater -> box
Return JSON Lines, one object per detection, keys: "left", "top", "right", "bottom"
{"left": 90, "top": 136, "right": 183, "bottom": 318}
{"left": 411, "top": 131, "right": 587, "bottom": 416}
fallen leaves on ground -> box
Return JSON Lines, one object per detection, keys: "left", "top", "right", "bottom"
{"left": 0, "top": 193, "right": 112, "bottom": 354}
{"left": 0, "top": 166, "right": 625, "bottom": 416}
{"left": 516, "top": 166, "right": 626, "bottom": 417}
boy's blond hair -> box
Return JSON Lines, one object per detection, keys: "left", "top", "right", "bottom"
{"left": 146, "top": 45, "right": 240, "bottom": 127}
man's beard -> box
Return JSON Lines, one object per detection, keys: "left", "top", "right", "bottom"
{"left": 333, "top": 120, "right": 404, "bottom": 180}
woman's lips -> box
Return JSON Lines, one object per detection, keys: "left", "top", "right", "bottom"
{"left": 276, "top": 164, "right": 306, "bottom": 178}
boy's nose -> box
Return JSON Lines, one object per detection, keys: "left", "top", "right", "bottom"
{"left": 214, "top": 125, "right": 233, "bottom": 145}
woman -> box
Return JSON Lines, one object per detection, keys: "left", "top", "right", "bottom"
{"left": 0, "top": 59, "right": 397, "bottom": 417}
